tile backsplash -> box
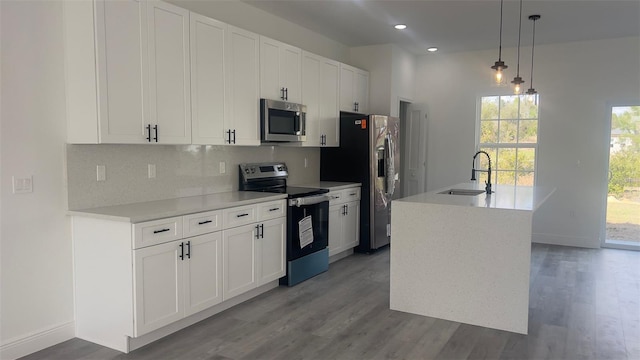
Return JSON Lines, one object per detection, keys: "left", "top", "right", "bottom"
{"left": 66, "top": 144, "right": 320, "bottom": 209}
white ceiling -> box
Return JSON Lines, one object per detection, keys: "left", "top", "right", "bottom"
{"left": 239, "top": 0, "right": 640, "bottom": 54}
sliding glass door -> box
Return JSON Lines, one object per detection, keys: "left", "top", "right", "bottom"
{"left": 603, "top": 105, "right": 640, "bottom": 249}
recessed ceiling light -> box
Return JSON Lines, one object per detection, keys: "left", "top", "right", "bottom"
{"left": 427, "top": 47, "right": 438, "bottom": 52}
{"left": 394, "top": 24, "right": 407, "bottom": 30}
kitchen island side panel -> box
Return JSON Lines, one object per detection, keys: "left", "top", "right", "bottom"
{"left": 390, "top": 201, "right": 532, "bottom": 334}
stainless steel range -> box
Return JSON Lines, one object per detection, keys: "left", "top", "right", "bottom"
{"left": 239, "top": 162, "right": 330, "bottom": 286}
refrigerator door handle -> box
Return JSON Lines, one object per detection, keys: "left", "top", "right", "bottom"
{"left": 384, "top": 134, "right": 395, "bottom": 196}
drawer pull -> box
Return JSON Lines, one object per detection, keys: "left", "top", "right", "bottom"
{"left": 236, "top": 213, "right": 249, "bottom": 218}
{"left": 198, "top": 220, "right": 213, "bottom": 225}
{"left": 349, "top": 192, "right": 357, "bottom": 196}
{"left": 268, "top": 207, "right": 280, "bottom": 212}
{"left": 153, "top": 228, "right": 171, "bottom": 234}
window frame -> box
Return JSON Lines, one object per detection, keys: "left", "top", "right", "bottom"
{"left": 475, "top": 94, "right": 540, "bottom": 187}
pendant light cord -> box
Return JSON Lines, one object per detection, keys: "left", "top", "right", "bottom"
{"left": 529, "top": 18, "right": 536, "bottom": 88}
{"left": 516, "top": 0, "right": 523, "bottom": 76}
{"left": 498, "top": 0, "right": 504, "bottom": 61}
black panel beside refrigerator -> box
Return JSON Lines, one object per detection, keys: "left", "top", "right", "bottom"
{"left": 320, "top": 112, "right": 400, "bottom": 253}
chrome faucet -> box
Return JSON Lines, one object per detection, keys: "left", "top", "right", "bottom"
{"left": 471, "top": 151, "right": 493, "bottom": 194}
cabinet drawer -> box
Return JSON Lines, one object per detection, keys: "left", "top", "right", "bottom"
{"left": 328, "top": 191, "right": 343, "bottom": 204}
{"left": 183, "top": 210, "right": 222, "bottom": 237}
{"left": 329, "top": 187, "right": 361, "bottom": 205}
{"left": 257, "top": 200, "right": 286, "bottom": 221}
{"left": 133, "top": 217, "right": 183, "bottom": 249}
{"left": 343, "top": 187, "right": 361, "bottom": 202}
{"left": 223, "top": 205, "right": 257, "bottom": 229}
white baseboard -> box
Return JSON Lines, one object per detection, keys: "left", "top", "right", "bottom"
{"left": 532, "top": 232, "right": 600, "bottom": 248}
{"left": 0, "top": 321, "right": 75, "bottom": 360}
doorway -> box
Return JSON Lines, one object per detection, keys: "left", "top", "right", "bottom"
{"left": 603, "top": 105, "right": 640, "bottom": 250}
{"left": 399, "top": 100, "right": 428, "bottom": 198}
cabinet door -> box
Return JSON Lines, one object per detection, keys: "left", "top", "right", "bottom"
{"left": 339, "top": 64, "right": 355, "bottom": 112}
{"left": 95, "top": 0, "right": 148, "bottom": 143}
{"left": 147, "top": 1, "right": 191, "bottom": 144}
{"left": 225, "top": 26, "right": 260, "bottom": 146}
{"left": 354, "top": 69, "right": 369, "bottom": 114}
{"left": 222, "top": 223, "right": 257, "bottom": 300}
{"left": 328, "top": 203, "right": 343, "bottom": 257}
{"left": 318, "top": 58, "right": 340, "bottom": 146}
{"left": 301, "top": 51, "right": 321, "bottom": 146}
{"left": 190, "top": 13, "right": 226, "bottom": 145}
{"left": 344, "top": 201, "right": 360, "bottom": 249}
{"left": 184, "top": 232, "right": 223, "bottom": 316}
{"left": 133, "top": 241, "right": 183, "bottom": 336}
{"left": 256, "top": 217, "right": 286, "bottom": 286}
{"left": 280, "top": 44, "right": 302, "bottom": 103}
{"left": 260, "top": 37, "right": 282, "bottom": 101}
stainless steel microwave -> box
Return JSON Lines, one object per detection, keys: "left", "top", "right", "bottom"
{"left": 260, "top": 99, "right": 306, "bottom": 142}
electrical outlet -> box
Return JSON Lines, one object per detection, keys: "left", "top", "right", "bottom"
{"left": 12, "top": 176, "right": 33, "bottom": 194}
{"left": 219, "top": 161, "right": 226, "bottom": 174}
{"left": 97, "top": 165, "right": 106, "bottom": 181}
{"left": 148, "top": 164, "right": 156, "bottom": 179}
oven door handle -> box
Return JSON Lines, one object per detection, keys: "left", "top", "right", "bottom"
{"left": 289, "top": 194, "right": 330, "bottom": 207}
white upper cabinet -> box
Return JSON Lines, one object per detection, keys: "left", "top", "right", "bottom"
{"left": 225, "top": 26, "right": 261, "bottom": 146}
{"left": 190, "top": 13, "right": 226, "bottom": 145}
{"left": 147, "top": 1, "right": 191, "bottom": 144}
{"left": 65, "top": 0, "right": 191, "bottom": 144}
{"left": 300, "top": 51, "right": 339, "bottom": 147}
{"left": 339, "top": 63, "right": 369, "bottom": 114}
{"left": 260, "top": 36, "right": 302, "bottom": 103}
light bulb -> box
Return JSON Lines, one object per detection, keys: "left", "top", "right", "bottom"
{"left": 495, "top": 70, "right": 503, "bottom": 84}
{"left": 514, "top": 83, "right": 521, "bottom": 94}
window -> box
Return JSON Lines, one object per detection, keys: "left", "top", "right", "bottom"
{"left": 477, "top": 95, "right": 539, "bottom": 186}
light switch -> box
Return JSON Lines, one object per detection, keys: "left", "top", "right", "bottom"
{"left": 219, "top": 161, "right": 226, "bottom": 174}
{"left": 12, "top": 176, "right": 33, "bottom": 194}
{"left": 97, "top": 165, "right": 106, "bottom": 181}
{"left": 148, "top": 164, "right": 156, "bottom": 179}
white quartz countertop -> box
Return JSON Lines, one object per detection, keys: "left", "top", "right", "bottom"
{"left": 295, "top": 181, "right": 361, "bottom": 191}
{"left": 397, "top": 183, "right": 555, "bottom": 211}
{"left": 68, "top": 191, "right": 287, "bottom": 223}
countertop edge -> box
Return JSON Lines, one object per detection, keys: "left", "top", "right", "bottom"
{"left": 67, "top": 192, "right": 288, "bottom": 223}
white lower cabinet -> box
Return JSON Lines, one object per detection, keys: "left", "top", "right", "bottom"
{"left": 223, "top": 216, "right": 286, "bottom": 300}
{"left": 133, "top": 240, "right": 184, "bottom": 336}
{"left": 184, "top": 232, "right": 223, "bottom": 316}
{"left": 328, "top": 187, "right": 361, "bottom": 257}
{"left": 73, "top": 198, "right": 286, "bottom": 353}
{"left": 222, "top": 223, "right": 257, "bottom": 300}
{"left": 257, "top": 217, "right": 286, "bottom": 286}
{"left": 133, "top": 231, "right": 222, "bottom": 336}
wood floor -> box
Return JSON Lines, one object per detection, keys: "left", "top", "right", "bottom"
{"left": 21, "top": 244, "right": 639, "bottom": 360}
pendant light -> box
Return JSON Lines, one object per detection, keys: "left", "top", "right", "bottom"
{"left": 511, "top": 0, "right": 525, "bottom": 94}
{"left": 490, "top": 0, "right": 508, "bottom": 84}
{"left": 525, "top": 15, "right": 540, "bottom": 95}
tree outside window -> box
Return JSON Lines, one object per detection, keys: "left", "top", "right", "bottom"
{"left": 477, "top": 95, "right": 539, "bottom": 186}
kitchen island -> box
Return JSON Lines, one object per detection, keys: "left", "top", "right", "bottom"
{"left": 390, "top": 183, "right": 554, "bottom": 334}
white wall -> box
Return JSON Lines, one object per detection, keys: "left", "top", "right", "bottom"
{"left": 415, "top": 36, "right": 640, "bottom": 248}
{"left": 350, "top": 44, "right": 416, "bottom": 117}
{"left": 350, "top": 45, "right": 393, "bottom": 115}
{"left": 1, "top": 1, "right": 75, "bottom": 358}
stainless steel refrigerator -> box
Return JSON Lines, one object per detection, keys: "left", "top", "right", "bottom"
{"left": 320, "top": 112, "right": 401, "bottom": 252}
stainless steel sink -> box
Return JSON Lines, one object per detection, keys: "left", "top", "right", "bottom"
{"left": 438, "top": 189, "right": 486, "bottom": 196}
